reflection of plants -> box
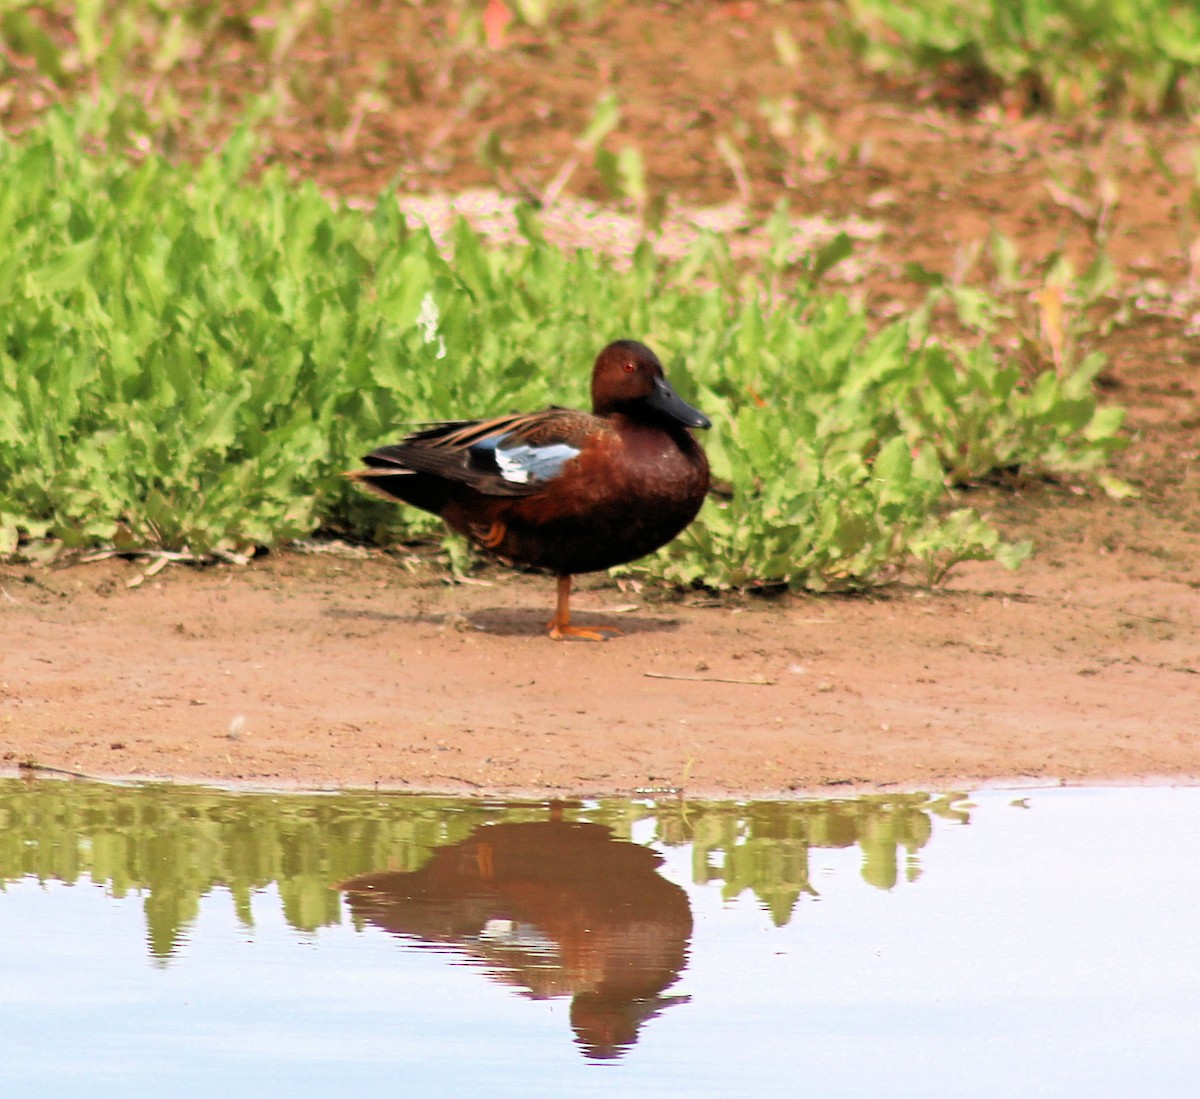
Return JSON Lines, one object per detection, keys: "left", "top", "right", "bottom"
{"left": 0, "top": 780, "right": 520, "bottom": 957}
{"left": 0, "top": 780, "right": 970, "bottom": 955}
{"left": 677, "top": 795, "right": 965, "bottom": 924}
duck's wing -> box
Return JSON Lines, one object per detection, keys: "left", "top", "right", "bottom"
{"left": 355, "top": 409, "right": 601, "bottom": 498}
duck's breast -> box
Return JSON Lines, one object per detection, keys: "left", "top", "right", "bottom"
{"left": 503, "top": 421, "right": 709, "bottom": 574}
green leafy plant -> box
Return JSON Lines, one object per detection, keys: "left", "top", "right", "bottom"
{"left": 898, "top": 343, "right": 1124, "bottom": 488}
{"left": 0, "top": 105, "right": 1126, "bottom": 590}
{"left": 901, "top": 233, "right": 1129, "bottom": 494}
{"left": 845, "top": 0, "right": 1200, "bottom": 115}
{"left": 542, "top": 89, "right": 621, "bottom": 205}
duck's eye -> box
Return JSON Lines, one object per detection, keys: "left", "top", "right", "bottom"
{"left": 622, "top": 361, "right": 636, "bottom": 373}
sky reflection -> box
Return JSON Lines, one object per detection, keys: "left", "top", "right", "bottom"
{"left": 1, "top": 784, "right": 1197, "bottom": 1096}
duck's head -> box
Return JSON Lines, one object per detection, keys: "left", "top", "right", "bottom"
{"left": 590, "top": 340, "right": 711, "bottom": 429}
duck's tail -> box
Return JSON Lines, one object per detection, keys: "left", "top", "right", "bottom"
{"left": 345, "top": 460, "right": 452, "bottom": 516}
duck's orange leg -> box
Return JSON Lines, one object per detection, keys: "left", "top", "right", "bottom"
{"left": 480, "top": 520, "right": 506, "bottom": 549}
{"left": 547, "top": 575, "right": 624, "bottom": 641}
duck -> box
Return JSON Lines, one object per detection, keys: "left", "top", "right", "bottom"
{"left": 349, "top": 339, "right": 711, "bottom": 640}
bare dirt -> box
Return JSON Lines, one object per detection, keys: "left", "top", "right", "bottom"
{"left": 3, "top": 499, "right": 1197, "bottom": 797}
{"left": 2, "top": 1, "right": 1199, "bottom": 797}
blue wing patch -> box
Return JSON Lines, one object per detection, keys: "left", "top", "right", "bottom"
{"left": 469, "top": 433, "right": 580, "bottom": 485}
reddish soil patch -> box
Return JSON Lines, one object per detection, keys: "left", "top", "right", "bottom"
{"left": 2, "top": 499, "right": 1197, "bottom": 797}
{"left": 2, "top": 1, "right": 1199, "bottom": 795}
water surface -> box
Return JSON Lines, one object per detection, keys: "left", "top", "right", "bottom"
{"left": 0, "top": 780, "right": 1196, "bottom": 1096}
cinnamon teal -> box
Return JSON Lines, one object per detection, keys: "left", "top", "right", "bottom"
{"left": 349, "top": 340, "right": 711, "bottom": 639}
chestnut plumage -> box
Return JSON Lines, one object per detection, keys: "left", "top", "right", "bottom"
{"left": 349, "top": 340, "right": 710, "bottom": 640}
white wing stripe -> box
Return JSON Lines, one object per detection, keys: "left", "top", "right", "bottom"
{"left": 495, "top": 443, "right": 581, "bottom": 484}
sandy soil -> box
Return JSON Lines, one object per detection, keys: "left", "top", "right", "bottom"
{"left": 3, "top": 486, "right": 1197, "bottom": 797}
{"left": 2, "top": 1, "right": 1199, "bottom": 796}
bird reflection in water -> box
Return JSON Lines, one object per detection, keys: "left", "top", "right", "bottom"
{"left": 339, "top": 808, "right": 692, "bottom": 1060}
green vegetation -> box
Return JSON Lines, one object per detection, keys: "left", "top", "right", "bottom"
{"left": 846, "top": 0, "right": 1200, "bottom": 114}
{"left": 0, "top": 0, "right": 343, "bottom": 89}
{"left": 3, "top": 0, "right": 1197, "bottom": 167}
{"left": 0, "top": 107, "right": 1125, "bottom": 589}
{"left": 0, "top": 778, "right": 966, "bottom": 954}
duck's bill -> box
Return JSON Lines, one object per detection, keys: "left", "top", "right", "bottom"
{"left": 650, "top": 376, "right": 712, "bottom": 429}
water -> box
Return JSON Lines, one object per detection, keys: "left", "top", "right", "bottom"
{"left": 0, "top": 779, "right": 1197, "bottom": 1096}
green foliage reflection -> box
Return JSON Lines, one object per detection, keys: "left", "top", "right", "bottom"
{"left": 662, "top": 794, "right": 965, "bottom": 925}
{"left": 0, "top": 779, "right": 968, "bottom": 957}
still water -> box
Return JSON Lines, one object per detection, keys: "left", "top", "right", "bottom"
{"left": 0, "top": 779, "right": 1197, "bottom": 1096}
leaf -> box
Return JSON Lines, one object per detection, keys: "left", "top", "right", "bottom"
{"left": 31, "top": 239, "right": 98, "bottom": 295}
{"left": 993, "top": 539, "right": 1033, "bottom": 571}
{"left": 514, "top": 202, "right": 547, "bottom": 246}
{"left": 0, "top": 515, "right": 18, "bottom": 555}
{"left": 0, "top": 102, "right": 1126, "bottom": 584}
{"left": 808, "top": 232, "right": 853, "bottom": 283}
{"left": 616, "top": 145, "right": 647, "bottom": 207}
{"left": 873, "top": 436, "right": 913, "bottom": 502}
{"left": 515, "top": 0, "right": 549, "bottom": 27}
{"left": 1, "top": 10, "right": 68, "bottom": 85}
{"left": 579, "top": 91, "right": 621, "bottom": 151}
{"left": 904, "top": 261, "right": 946, "bottom": 288}
{"left": 1097, "top": 474, "right": 1138, "bottom": 500}
{"left": 772, "top": 26, "right": 802, "bottom": 67}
